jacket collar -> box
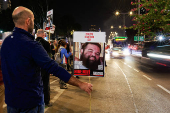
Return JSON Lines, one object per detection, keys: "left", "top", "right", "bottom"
{"left": 13, "top": 27, "right": 35, "bottom": 40}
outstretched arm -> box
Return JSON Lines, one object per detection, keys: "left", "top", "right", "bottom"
{"left": 67, "top": 75, "right": 93, "bottom": 95}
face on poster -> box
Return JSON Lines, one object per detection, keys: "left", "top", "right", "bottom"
{"left": 73, "top": 32, "right": 106, "bottom": 77}
{"left": 43, "top": 9, "right": 54, "bottom": 31}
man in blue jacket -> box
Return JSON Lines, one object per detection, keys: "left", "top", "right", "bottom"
{"left": 1, "top": 6, "right": 93, "bottom": 113}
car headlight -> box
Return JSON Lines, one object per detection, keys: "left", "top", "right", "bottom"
{"left": 112, "top": 52, "right": 119, "bottom": 55}
{"left": 123, "top": 49, "right": 130, "bottom": 55}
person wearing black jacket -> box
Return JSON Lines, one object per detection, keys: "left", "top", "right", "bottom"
{"left": 36, "top": 29, "right": 52, "bottom": 107}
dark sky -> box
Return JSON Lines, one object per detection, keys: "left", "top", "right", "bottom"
{"left": 11, "top": 0, "right": 136, "bottom": 38}
{"left": 47, "top": 0, "right": 137, "bottom": 41}
{"left": 49, "top": 0, "right": 135, "bottom": 32}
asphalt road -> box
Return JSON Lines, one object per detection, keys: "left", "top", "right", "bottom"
{"left": 3, "top": 55, "right": 170, "bottom": 113}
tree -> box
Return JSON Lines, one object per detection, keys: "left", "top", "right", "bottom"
{"left": 130, "top": 0, "right": 170, "bottom": 37}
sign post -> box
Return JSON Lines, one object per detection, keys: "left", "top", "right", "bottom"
{"left": 73, "top": 31, "right": 106, "bottom": 113}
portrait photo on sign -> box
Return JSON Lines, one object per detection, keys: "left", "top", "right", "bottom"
{"left": 73, "top": 42, "right": 105, "bottom": 77}
{"left": 43, "top": 15, "right": 53, "bottom": 30}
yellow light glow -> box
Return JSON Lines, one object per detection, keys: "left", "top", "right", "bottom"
{"left": 129, "top": 11, "right": 133, "bottom": 15}
{"left": 116, "top": 39, "right": 126, "bottom": 41}
{"left": 115, "top": 11, "right": 119, "bottom": 15}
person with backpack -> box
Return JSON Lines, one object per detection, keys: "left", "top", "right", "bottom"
{"left": 55, "top": 39, "right": 72, "bottom": 89}
{"left": 36, "top": 29, "right": 52, "bottom": 107}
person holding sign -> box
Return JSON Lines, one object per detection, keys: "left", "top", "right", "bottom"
{"left": 1, "top": 6, "right": 93, "bottom": 113}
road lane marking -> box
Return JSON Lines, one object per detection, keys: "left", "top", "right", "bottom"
{"left": 134, "top": 69, "right": 139, "bottom": 72}
{"left": 45, "top": 78, "right": 67, "bottom": 112}
{"left": 50, "top": 79, "right": 58, "bottom": 84}
{"left": 45, "top": 87, "right": 66, "bottom": 112}
{"left": 120, "top": 61, "right": 139, "bottom": 72}
{"left": 128, "top": 65, "right": 132, "bottom": 68}
{"left": 157, "top": 84, "right": 170, "bottom": 95}
{"left": 115, "top": 63, "right": 139, "bottom": 113}
{"left": 143, "top": 75, "right": 152, "bottom": 80}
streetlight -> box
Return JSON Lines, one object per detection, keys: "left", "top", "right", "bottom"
{"left": 115, "top": 11, "right": 119, "bottom": 15}
{"left": 115, "top": 11, "right": 133, "bottom": 16}
{"left": 129, "top": 11, "right": 133, "bottom": 15}
{"left": 115, "top": 11, "right": 133, "bottom": 36}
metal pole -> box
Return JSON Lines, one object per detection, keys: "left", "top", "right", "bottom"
{"left": 48, "top": 30, "right": 50, "bottom": 43}
{"left": 46, "top": 0, "right": 48, "bottom": 11}
{"left": 123, "top": 14, "right": 125, "bottom": 36}
{"left": 138, "top": 0, "right": 140, "bottom": 45}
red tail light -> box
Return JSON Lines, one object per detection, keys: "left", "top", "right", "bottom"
{"left": 156, "top": 62, "right": 167, "bottom": 66}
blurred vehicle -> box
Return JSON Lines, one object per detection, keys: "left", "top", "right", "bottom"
{"left": 128, "top": 43, "right": 144, "bottom": 51}
{"left": 141, "top": 41, "right": 170, "bottom": 68}
{"left": 110, "top": 47, "right": 130, "bottom": 58}
{"left": 141, "top": 41, "right": 166, "bottom": 57}
{"left": 128, "top": 44, "right": 138, "bottom": 50}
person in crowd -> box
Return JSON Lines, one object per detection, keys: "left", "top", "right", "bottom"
{"left": 105, "top": 45, "right": 109, "bottom": 67}
{"left": 1, "top": 6, "right": 92, "bottom": 113}
{"left": 0, "top": 50, "right": 4, "bottom": 113}
{"left": 51, "top": 40, "right": 57, "bottom": 60}
{"left": 105, "top": 60, "right": 107, "bottom": 67}
{"left": 36, "top": 29, "right": 52, "bottom": 107}
{"left": 75, "top": 42, "right": 103, "bottom": 70}
{"left": 55, "top": 39, "right": 72, "bottom": 89}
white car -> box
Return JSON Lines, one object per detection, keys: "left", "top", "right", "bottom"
{"left": 110, "top": 47, "right": 130, "bottom": 58}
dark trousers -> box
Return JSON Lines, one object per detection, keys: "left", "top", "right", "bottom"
{"left": 41, "top": 69, "right": 50, "bottom": 105}
{"left": 67, "top": 56, "right": 73, "bottom": 71}
{"left": 7, "top": 104, "right": 44, "bottom": 113}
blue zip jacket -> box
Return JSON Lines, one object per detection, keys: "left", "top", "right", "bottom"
{"left": 1, "top": 27, "right": 71, "bottom": 109}
{"left": 60, "top": 47, "right": 72, "bottom": 64}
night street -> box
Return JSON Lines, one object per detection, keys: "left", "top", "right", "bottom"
{"left": 0, "top": 0, "right": 170, "bottom": 113}
{"left": 3, "top": 54, "right": 170, "bottom": 113}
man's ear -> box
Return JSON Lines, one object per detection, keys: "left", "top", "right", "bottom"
{"left": 26, "top": 18, "right": 30, "bottom": 25}
{"left": 81, "top": 49, "right": 83, "bottom": 54}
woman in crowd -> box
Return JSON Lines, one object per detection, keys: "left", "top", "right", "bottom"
{"left": 55, "top": 39, "right": 72, "bottom": 89}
